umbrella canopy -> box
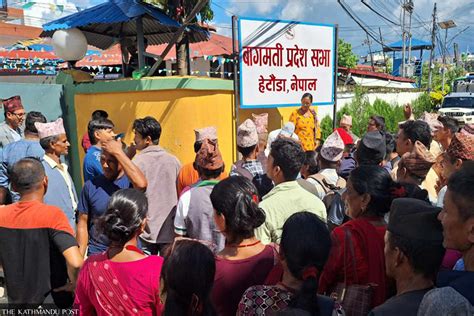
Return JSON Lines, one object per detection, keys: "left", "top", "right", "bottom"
{"left": 41, "top": 0, "right": 209, "bottom": 50}
{"left": 383, "top": 38, "right": 432, "bottom": 52}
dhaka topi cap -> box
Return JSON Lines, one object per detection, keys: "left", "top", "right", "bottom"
{"left": 399, "top": 140, "right": 435, "bottom": 179}
{"left": 237, "top": 119, "right": 258, "bottom": 148}
{"left": 388, "top": 198, "right": 443, "bottom": 243}
{"left": 446, "top": 132, "right": 474, "bottom": 161}
{"left": 340, "top": 114, "right": 352, "bottom": 126}
{"left": 194, "top": 126, "right": 217, "bottom": 143}
{"left": 252, "top": 113, "right": 268, "bottom": 134}
{"left": 321, "top": 131, "right": 345, "bottom": 162}
{"left": 195, "top": 139, "right": 224, "bottom": 170}
{"left": 35, "top": 118, "right": 66, "bottom": 139}
{"left": 2, "top": 95, "right": 23, "bottom": 113}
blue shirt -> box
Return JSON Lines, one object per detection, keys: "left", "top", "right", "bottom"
{"left": 78, "top": 175, "right": 131, "bottom": 255}
{"left": 83, "top": 146, "right": 103, "bottom": 182}
{"left": 0, "top": 139, "right": 45, "bottom": 202}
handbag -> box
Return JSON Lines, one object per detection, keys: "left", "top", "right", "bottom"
{"left": 329, "top": 228, "right": 375, "bottom": 316}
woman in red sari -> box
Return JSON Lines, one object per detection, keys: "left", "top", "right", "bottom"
{"left": 74, "top": 189, "right": 164, "bottom": 315}
{"left": 319, "top": 166, "right": 397, "bottom": 308}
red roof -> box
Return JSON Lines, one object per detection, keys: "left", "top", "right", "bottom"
{"left": 339, "top": 66, "right": 416, "bottom": 83}
{"left": 75, "top": 33, "right": 233, "bottom": 67}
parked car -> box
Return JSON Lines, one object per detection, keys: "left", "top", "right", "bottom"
{"left": 438, "top": 92, "right": 474, "bottom": 126}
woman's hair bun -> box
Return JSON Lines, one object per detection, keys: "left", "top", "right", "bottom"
{"left": 98, "top": 189, "right": 148, "bottom": 245}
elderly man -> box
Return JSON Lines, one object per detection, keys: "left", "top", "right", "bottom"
{"left": 339, "top": 114, "right": 359, "bottom": 143}
{"left": 369, "top": 199, "right": 445, "bottom": 316}
{"left": 437, "top": 132, "right": 474, "bottom": 207}
{"left": 0, "top": 95, "right": 25, "bottom": 149}
{"left": 0, "top": 111, "right": 46, "bottom": 204}
{"left": 418, "top": 164, "right": 474, "bottom": 315}
{"left": 174, "top": 139, "right": 226, "bottom": 252}
{"left": 77, "top": 138, "right": 147, "bottom": 256}
{"left": 36, "top": 118, "right": 78, "bottom": 230}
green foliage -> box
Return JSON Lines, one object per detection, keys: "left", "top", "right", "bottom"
{"left": 146, "top": 0, "right": 214, "bottom": 22}
{"left": 420, "top": 63, "right": 466, "bottom": 92}
{"left": 320, "top": 88, "right": 435, "bottom": 141}
{"left": 411, "top": 92, "right": 434, "bottom": 117}
{"left": 338, "top": 39, "right": 358, "bottom": 69}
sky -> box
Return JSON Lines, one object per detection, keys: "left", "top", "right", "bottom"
{"left": 210, "top": 0, "right": 474, "bottom": 58}
{"left": 14, "top": 0, "right": 474, "bottom": 59}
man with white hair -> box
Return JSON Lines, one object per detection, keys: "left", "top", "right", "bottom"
{"left": 265, "top": 122, "right": 299, "bottom": 156}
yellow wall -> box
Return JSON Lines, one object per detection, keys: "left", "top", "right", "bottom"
{"left": 75, "top": 89, "right": 235, "bottom": 178}
{"left": 75, "top": 88, "right": 321, "bottom": 182}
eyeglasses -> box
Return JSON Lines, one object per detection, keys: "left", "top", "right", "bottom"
{"left": 10, "top": 112, "right": 25, "bottom": 118}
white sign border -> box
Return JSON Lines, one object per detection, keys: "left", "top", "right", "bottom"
{"left": 238, "top": 17, "right": 337, "bottom": 109}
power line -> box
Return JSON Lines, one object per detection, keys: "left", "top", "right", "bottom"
{"left": 337, "top": 0, "right": 393, "bottom": 50}
{"left": 361, "top": 0, "right": 399, "bottom": 26}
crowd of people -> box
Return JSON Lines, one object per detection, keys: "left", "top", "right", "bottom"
{"left": 0, "top": 92, "right": 473, "bottom": 316}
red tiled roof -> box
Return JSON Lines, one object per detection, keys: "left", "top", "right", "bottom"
{"left": 339, "top": 66, "right": 416, "bottom": 83}
{"left": 76, "top": 32, "right": 233, "bottom": 67}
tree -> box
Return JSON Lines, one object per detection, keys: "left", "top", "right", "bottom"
{"left": 338, "top": 39, "right": 358, "bottom": 69}
{"left": 147, "top": 0, "right": 214, "bottom": 75}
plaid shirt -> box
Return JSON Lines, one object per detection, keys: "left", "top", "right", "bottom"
{"left": 230, "top": 160, "right": 264, "bottom": 177}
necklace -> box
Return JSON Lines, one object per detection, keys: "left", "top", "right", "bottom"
{"left": 226, "top": 240, "right": 261, "bottom": 248}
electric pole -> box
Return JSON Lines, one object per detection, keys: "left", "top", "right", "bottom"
{"left": 428, "top": 3, "right": 436, "bottom": 92}
{"left": 379, "top": 27, "right": 387, "bottom": 73}
{"left": 401, "top": 1, "right": 407, "bottom": 77}
{"left": 407, "top": 0, "right": 414, "bottom": 72}
{"left": 365, "top": 34, "right": 374, "bottom": 71}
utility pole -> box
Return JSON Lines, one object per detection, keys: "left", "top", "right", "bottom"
{"left": 379, "top": 27, "right": 387, "bottom": 73}
{"left": 438, "top": 20, "right": 456, "bottom": 93}
{"left": 407, "top": 0, "right": 414, "bottom": 72}
{"left": 401, "top": 0, "right": 407, "bottom": 77}
{"left": 454, "top": 42, "right": 460, "bottom": 67}
{"left": 365, "top": 33, "right": 375, "bottom": 71}
{"left": 428, "top": 3, "right": 436, "bottom": 92}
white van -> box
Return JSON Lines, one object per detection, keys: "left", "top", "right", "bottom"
{"left": 438, "top": 92, "right": 474, "bottom": 126}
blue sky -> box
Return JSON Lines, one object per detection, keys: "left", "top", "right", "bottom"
{"left": 210, "top": 0, "right": 474, "bottom": 58}
{"left": 16, "top": 0, "right": 474, "bottom": 59}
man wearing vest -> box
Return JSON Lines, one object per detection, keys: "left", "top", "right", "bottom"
{"left": 36, "top": 118, "right": 78, "bottom": 231}
{"left": 174, "top": 138, "right": 226, "bottom": 252}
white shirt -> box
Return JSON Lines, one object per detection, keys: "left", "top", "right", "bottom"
{"left": 307, "top": 168, "right": 340, "bottom": 201}
{"left": 265, "top": 129, "right": 299, "bottom": 156}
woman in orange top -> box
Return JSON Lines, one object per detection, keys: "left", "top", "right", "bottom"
{"left": 289, "top": 93, "right": 319, "bottom": 151}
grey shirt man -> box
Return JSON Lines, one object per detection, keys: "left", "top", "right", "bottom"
{"left": 134, "top": 145, "right": 181, "bottom": 245}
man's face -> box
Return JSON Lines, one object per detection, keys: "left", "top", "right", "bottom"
{"left": 434, "top": 127, "right": 448, "bottom": 143}
{"left": 6, "top": 109, "right": 26, "bottom": 128}
{"left": 384, "top": 231, "right": 397, "bottom": 278}
{"left": 101, "top": 152, "right": 120, "bottom": 180}
{"left": 340, "top": 123, "right": 351, "bottom": 132}
{"left": 266, "top": 154, "right": 278, "bottom": 182}
{"left": 396, "top": 129, "right": 412, "bottom": 156}
{"left": 51, "top": 134, "right": 70, "bottom": 156}
{"left": 96, "top": 128, "right": 116, "bottom": 144}
{"left": 438, "top": 189, "right": 474, "bottom": 251}
{"left": 133, "top": 131, "right": 148, "bottom": 151}
{"left": 441, "top": 153, "right": 459, "bottom": 181}
{"left": 367, "top": 119, "right": 378, "bottom": 132}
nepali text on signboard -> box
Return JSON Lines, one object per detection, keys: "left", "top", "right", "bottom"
{"left": 238, "top": 18, "right": 336, "bottom": 108}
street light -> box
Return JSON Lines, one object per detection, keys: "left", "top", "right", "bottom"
{"left": 438, "top": 20, "right": 456, "bottom": 93}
